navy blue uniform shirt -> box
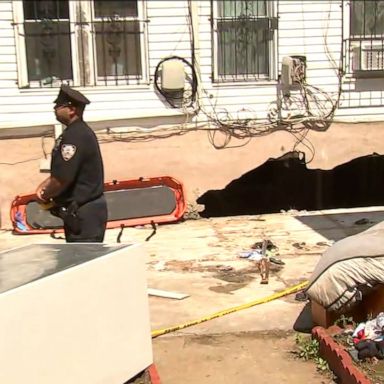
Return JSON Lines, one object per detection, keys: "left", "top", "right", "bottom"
{"left": 51, "top": 119, "right": 104, "bottom": 206}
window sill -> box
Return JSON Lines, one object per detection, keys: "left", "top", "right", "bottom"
{"left": 211, "top": 79, "right": 278, "bottom": 88}
{"left": 351, "top": 70, "right": 384, "bottom": 79}
{"left": 18, "top": 83, "right": 151, "bottom": 94}
{"left": 88, "top": 109, "right": 189, "bottom": 132}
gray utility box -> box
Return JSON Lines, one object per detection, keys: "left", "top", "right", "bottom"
{"left": 0, "top": 243, "right": 153, "bottom": 384}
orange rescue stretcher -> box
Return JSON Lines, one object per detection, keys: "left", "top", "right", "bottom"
{"left": 10, "top": 176, "right": 186, "bottom": 234}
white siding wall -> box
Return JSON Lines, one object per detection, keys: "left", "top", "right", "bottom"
{"left": 1, "top": 0, "right": 384, "bottom": 133}
{"left": 0, "top": 1, "right": 194, "bottom": 129}
{"left": 0, "top": 2, "right": 18, "bottom": 91}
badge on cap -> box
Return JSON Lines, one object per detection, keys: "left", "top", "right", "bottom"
{"left": 61, "top": 144, "right": 77, "bottom": 161}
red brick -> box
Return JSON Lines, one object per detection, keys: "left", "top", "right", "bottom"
{"left": 148, "top": 364, "right": 161, "bottom": 384}
{"left": 312, "top": 326, "right": 371, "bottom": 384}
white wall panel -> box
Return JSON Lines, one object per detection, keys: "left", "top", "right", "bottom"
{"left": 0, "top": 0, "right": 384, "bottom": 130}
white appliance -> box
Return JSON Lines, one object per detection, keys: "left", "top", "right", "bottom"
{"left": 0, "top": 243, "right": 153, "bottom": 384}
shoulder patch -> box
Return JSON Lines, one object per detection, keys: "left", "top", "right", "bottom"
{"left": 61, "top": 144, "right": 77, "bottom": 161}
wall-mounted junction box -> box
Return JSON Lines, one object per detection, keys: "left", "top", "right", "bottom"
{"left": 39, "top": 156, "right": 51, "bottom": 172}
{"left": 161, "top": 60, "right": 185, "bottom": 92}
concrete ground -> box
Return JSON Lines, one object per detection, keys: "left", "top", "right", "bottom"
{"left": 2, "top": 206, "right": 384, "bottom": 383}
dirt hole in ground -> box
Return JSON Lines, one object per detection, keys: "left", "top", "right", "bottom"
{"left": 197, "top": 151, "right": 384, "bottom": 217}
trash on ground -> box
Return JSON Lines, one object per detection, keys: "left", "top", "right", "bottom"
{"left": 238, "top": 250, "right": 263, "bottom": 261}
{"left": 251, "top": 240, "right": 278, "bottom": 252}
{"left": 335, "top": 313, "right": 384, "bottom": 362}
{"left": 269, "top": 257, "right": 285, "bottom": 265}
{"left": 354, "top": 218, "right": 370, "bottom": 225}
{"left": 294, "top": 290, "right": 309, "bottom": 302}
{"left": 148, "top": 288, "right": 189, "bottom": 300}
{"left": 238, "top": 239, "right": 285, "bottom": 285}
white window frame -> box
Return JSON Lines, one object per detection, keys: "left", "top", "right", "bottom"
{"left": 89, "top": 0, "right": 148, "bottom": 86}
{"left": 12, "top": 0, "right": 148, "bottom": 89}
{"left": 212, "top": 0, "right": 278, "bottom": 84}
{"left": 342, "top": 0, "right": 351, "bottom": 40}
{"left": 12, "top": 1, "right": 78, "bottom": 88}
{"left": 343, "top": 0, "right": 384, "bottom": 76}
{"left": 343, "top": 0, "right": 384, "bottom": 40}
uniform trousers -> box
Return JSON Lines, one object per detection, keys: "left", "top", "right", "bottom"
{"left": 64, "top": 195, "right": 108, "bottom": 243}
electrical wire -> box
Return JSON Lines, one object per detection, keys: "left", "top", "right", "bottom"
{"left": 6, "top": 4, "right": 345, "bottom": 164}
{"left": 0, "top": 156, "right": 43, "bottom": 166}
{"left": 97, "top": 70, "right": 339, "bottom": 154}
{"left": 0, "top": 133, "right": 53, "bottom": 166}
{"left": 290, "top": 128, "right": 316, "bottom": 164}
{"left": 96, "top": 4, "right": 344, "bottom": 160}
{"left": 153, "top": 55, "right": 198, "bottom": 109}
{"left": 185, "top": 6, "right": 339, "bottom": 151}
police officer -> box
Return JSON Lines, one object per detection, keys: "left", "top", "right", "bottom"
{"left": 35, "top": 85, "right": 107, "bottom": 242}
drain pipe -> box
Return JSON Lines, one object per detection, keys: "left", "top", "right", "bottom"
{"left": 188, "top": 0, "right": 202, "bottom": 105}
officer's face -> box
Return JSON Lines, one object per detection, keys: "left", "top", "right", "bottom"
{"left": 54, "top": 104, "right": 75, "bottom": 125}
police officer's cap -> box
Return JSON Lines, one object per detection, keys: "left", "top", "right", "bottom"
{"left": 54, "top": 85, "right": 90, "bottom": 107}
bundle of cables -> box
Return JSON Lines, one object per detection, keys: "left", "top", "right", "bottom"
{"left": 153, "top": 55, "right": 198, "bottom": 109}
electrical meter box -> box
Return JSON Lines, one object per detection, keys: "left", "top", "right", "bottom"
{"left": 161, "top": 59, "right": 185, "bottom": 92}
{"left": 281, "top": 55, "right": 306, "bottom": 87}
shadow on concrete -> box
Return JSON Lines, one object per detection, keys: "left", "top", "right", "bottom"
{"left": 293, "top": 211, "right": 384, "bottom": 241}
{"left": 293, "top": 302, "right": 313, "bottom": 334}
{"left": 197, "top": 151, "right": 384, "bottom": 220}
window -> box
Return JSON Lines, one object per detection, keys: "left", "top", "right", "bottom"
{"left": 93, "top": 1, "right": 143, "bottom": 80}
{"left": 22, "top": 1, "right": 73, "bottom": 83}
{"left": 350, "top": 0, "right": 384, "bottom": 37}
{"left": 212, "top": 0, "right": 277, "bottom": 82}
{"left": 344, "top": 0, "right": 384, "bottom": 75}
{"left": 12, "top": 0, "right": 148, "bottom": 88}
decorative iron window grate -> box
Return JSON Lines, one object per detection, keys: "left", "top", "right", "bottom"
{"left": 212, "top": 0, "right": 277, "bottom": 82}
{"left": 23, "top": 1, "right": 72, "bottom": 85}
{"left": 14, "top": 0, "right": 147, "bottom": 88}
{"left": 93, "top": 18, "right": 142, "bottom": 83}
{"left": 344, "top": 0, "right": 384, "bottom": 76}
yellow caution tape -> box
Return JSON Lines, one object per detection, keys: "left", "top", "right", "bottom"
{"left": 151, "top": 280, "right": 309, "bottom": 338}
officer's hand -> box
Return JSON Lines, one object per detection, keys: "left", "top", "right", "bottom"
{"left": 35, "top": 187, "right": 48, "bottom": 203}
